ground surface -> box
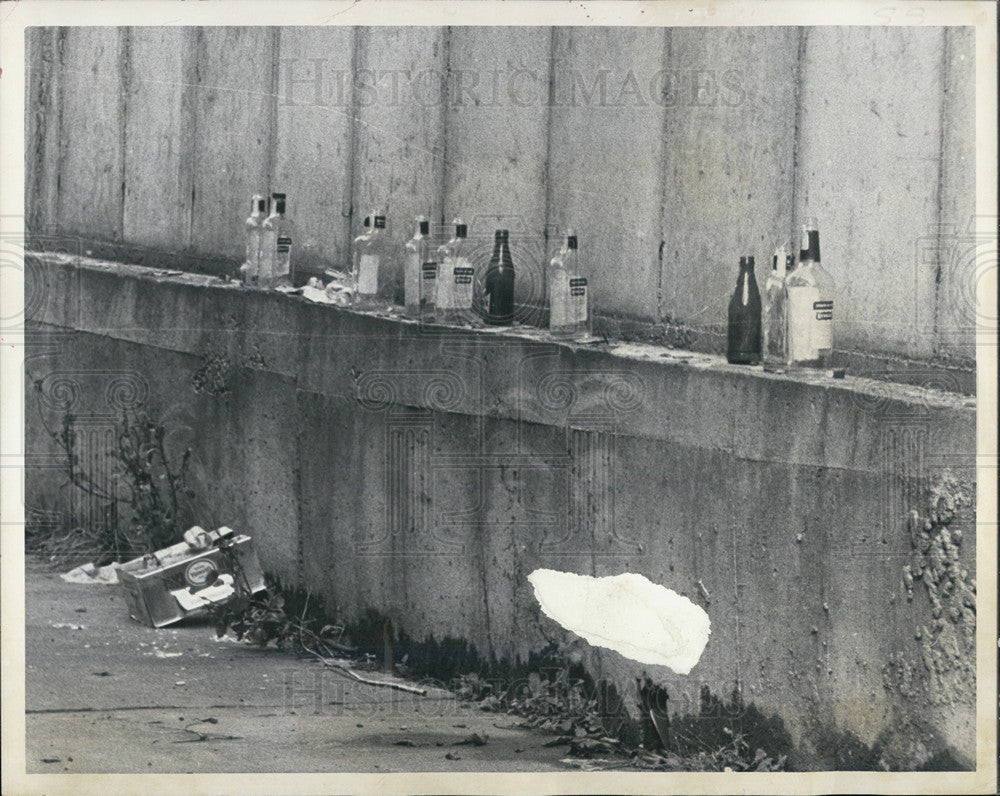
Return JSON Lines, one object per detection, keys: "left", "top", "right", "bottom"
{"left": 24, "top": 559, "right": 576, "bottom": 774}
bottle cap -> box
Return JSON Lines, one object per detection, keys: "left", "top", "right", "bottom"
{"left": 363, "top": 215, "right": 370, "bottom": 228}
{"left": 272, "top": 193, "right": 286, "bottom": 200}
{"left": 495, "top": 229, "right": 509, "bottom": 240}
{"left": 454, "top": 219, "right": 468, "bottom": 238}
{"left": 256, "top": 197, "right": 267, "bottom": 212}
{"left": 566, "top": 230, "right": 578, "bottom": 250}
{"left": 418, "top": 219, "right": 429, "bottom": 236}
{"left": 739, "top": 255, "right": 754, "bottom": 267}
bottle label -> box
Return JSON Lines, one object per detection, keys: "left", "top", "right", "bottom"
{"left": 787, "top": 285, "right": 818, "bottom": 362}
{"left": 439, "top": 259, "right": 472, "bottom": 310}
{"left": 275, "top": 236, "right": 292, "bottom": 277}
{"left": 358, "top": 254, "right": 379, "bottom": 295}
{"left": 570, "top": 276, "right": 587, "bottom": 325}
{"left": 812, "top": 299, "right": 833, "bottom": 348}
{"left": 422, "top": 262, "right": 437, "bottom": 279}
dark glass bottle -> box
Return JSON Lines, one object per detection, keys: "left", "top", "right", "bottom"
{"left": 727, "top": 255, "right": 762, "bottom": 365}
{"left": 484, "top": 229, "right": 515, "bottom": 325}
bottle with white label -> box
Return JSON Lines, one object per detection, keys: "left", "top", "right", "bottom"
{"left": 404, "top": 216, "right": 430, "bottom": 318}
{"left": 352, "top": 210, "right": 385, "bottom": 308}
{"left": 261, "top": 193, "right": 293, "bottom": 288}
{"left": 786, "top": 216, "right": 834, "bottom": 369}
{"left": 240, "top": 194, "right": 267, "bottom": 286}
{"left": 761, "top": 242, "right": 790, "bottom": 372}
{"left": 547, "top": 231, "right": 573, "bottom": 336}
{"left": 567, "top": 232, "right": 589, "bottom": 337}
{"left": 436, "top": 219, "right": 474, "bottom": 325}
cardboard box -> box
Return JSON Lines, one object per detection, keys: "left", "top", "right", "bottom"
{"left": 117, "top": 527, "right": 266, "bottom": 627}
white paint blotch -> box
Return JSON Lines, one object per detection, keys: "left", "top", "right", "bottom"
{"left": 527, "top": 569, "right": 711, "bottom": 675}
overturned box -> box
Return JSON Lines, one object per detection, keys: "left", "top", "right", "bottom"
{"left": 117, "top": 526, "right": 266, "bottom": 627}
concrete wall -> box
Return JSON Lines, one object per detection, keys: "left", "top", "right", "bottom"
{"left": 25, "top": 253, "right": 977, "bottom": 767}
{"left": 25, "top": 26, "right": 977, "bottom": 363}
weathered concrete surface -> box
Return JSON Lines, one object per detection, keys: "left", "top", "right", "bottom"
{"left": 24, "top": 25, "right": 979, "bottom": 361}
{"left": 25, "top": 253, "right": 977, "bottom": 768}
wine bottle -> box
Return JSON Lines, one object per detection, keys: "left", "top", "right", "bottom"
{"left": 483, "top": 229, "right": 515, "bottom": 325}
{"left": 786, "top": 217, "right": 834, "bottom": 369}
{"left": 726, "top": 255, "right": 762, "bottom": 365}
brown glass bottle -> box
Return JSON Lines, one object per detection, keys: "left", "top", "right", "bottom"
{"left": 727, "top": 255, "right": 762, "bottom": 365}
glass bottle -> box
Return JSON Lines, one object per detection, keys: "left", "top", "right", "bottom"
{"left": 483, "top": 229, "right": 515, "bottom": 325}
{"left": 547, "top": 230, "right": 573, "bottom": 336}
{"left": 761, "top": 242, "right": 790, "bottom": 371}
{"left": 403, "top": 216, "right": 429, "bottom": 317}
{"left": 436, "top": 219, "right": 473, "bottom": 325}
{"left": 353, "top": 210, "right": 385, "bottom": 308}
{"left": 786, "top": 216, "right": 834, "bottom": 369}
{"left": 567, "top": 232, "right": 590, "bottom": 337}
{"left": 261, "top": 193, "right": 293, "bottom": 288}
{"left": 240, "top": 194, "right": 267, "bottom": 286}
{"left": 726, "top": 255, "right": 762, "bottom": 365}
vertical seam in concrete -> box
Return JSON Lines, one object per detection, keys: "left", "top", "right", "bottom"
{"left": 118, "top": 28, "right": 131, "bottom": 244}
{"left": 789, "top": 27, "right": 808, "bottom": 249}
{"left": 266, "top": 28, "right": 281, "bottom": 194}
{"left": 182, "top": 29, "right": 202, "bottom": 252}
{"left": 930, "top": 29, "right": 951, "bottom": 357}
{"left": 54, "top": 27, "right": 68, "bottom": 235}
{"left": 540, "top": 26, "right": 558, "bottom": 248}
{"left": 25, "top": 28, "right": 46, "bottom": 235}
{"left": 654, "top": 27, "right": 673, "bottom": 325}
{"left": 437, "top": 26, "right": 451, "bottom": 227}
{"left": 344, "top": 27, "right": 362, "bottom": 255}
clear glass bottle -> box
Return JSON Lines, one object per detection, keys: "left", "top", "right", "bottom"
{"left": 547, "top": 230, "right": 573, "bottom": 336}
{"left": 436, "top": 219, "right": 473, "bottom": 325}
{"left": 567, "top": 232, "right": 590, "bottom": 337}
{"left": 261, "top": 193, "right": 293, "bottom": 288}
{"left": 240, "top": 194, "right": 267, "bottom": 286}
{"left": 352, "top": 210, "right": 385, "bottom": 307}
{"left": 483, "top": 229, "right": 515, "bottom": 325}
{"left": 786, "top": 216, "right": 834, "bottom": 369}
{"left": 727, "top": 255, "right": 762, "bottom": 365}
{"left": 761, "top": 242, "right": 790, "bottom": 371}
{"left": 403, "top": 216, "right": 429, "bottom": 317}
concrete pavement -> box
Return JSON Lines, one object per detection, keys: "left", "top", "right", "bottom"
{"left": 24, "top": 559, "right": 575, "bottom": 774}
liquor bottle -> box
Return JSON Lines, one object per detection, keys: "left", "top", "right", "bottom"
{"left": 261, "top": 193, "right": 293, "bottom": 288}
{"left": 726, "top": 255, "right": 762, "bottom": 365}
{"left": 403, "top": 216, "right": 429, "bottom": 317}
{"left": 240, "top": 194, "right": 267, "bottom": 286}
{"left": 567, "top": 232, "right": 590, "bottom": 337}
{"left": 786, "top": 216, "right": 834, "bottom": 369}
{"left": 547, "top": 231, "right": 573, "bottom": 335}
{"left": 436, "top": 219, "right": 474, "bottom": 325}
{"left": 761, "top": 242, "right": 790, "bottom": 371}
{"left": 483, "top": 229, "right": 515, "bottom": 325}
{"left": 353, "top": 210, "right": 385, "bottom": 307}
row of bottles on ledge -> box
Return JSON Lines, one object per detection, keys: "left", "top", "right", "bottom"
{"left": 727, "top": 217, "right": 834, "bottom": 371}
{"left": 239, "top": 196, "right": 590, "bottom": 337}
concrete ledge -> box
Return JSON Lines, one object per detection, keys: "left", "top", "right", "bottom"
{"left": 25, "top": 250, "right": 979, "bottom": 767}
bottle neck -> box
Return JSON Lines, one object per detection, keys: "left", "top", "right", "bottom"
{"left": 800, "top": 228, "right": 820, "bottom": 263}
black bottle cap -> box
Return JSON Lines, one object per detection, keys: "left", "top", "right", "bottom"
{"left": 257, "top": 197, "right": 267, "bottom": 212}
{"left": 739, "top": 255, "right": 754, "bottom": 267}
{"left": 363, "top": 215, "right": 370, "bottom": 228}
{"left": 418, "top": 219, "right": 429, "bottom": 236}
{"left": 495, "top": 229, "right": 509, "bottom": 240}
{"left": 567, "top": 235, "right": 578, "bottom": 250}
{"left": 272, "top": 193, "right": 286, "bottom": 200}
{"left": 455, "top": 223, "right": 468, "bottom": 238}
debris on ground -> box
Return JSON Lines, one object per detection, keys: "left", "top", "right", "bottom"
{"left": 116, "top": 526, "right": 266, "bottom": 627}
{"left": 453, "top": 732, "right": 488, "bottom": 747}
{"left": 61, "top": 562, "right": 121, "bottom": 585}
